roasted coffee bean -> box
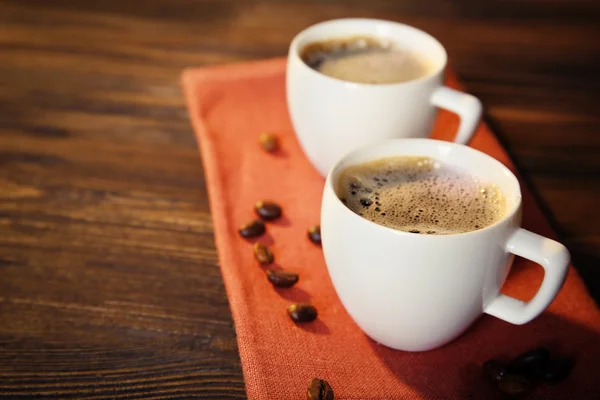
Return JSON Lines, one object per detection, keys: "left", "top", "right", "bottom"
{"left": 239, "top": 219, "right": 266, "bottom": 238}
{"left": 497, "top": 374, "right": 531, "bottom": 397}
{"left": 288, "top": 303, "right": 318, "bottom": 323}
{"left": 508, "top": 347, "right": 550, "bottom": 377}
{"left": 266, "top": 269, "right": 298, "bottom": 288}
{"left": 255, "top": 200, "right": 282, "bottom": 221}
{"left": 253, "top": 242, "right": 274, "bottom": 265}
{"left": 308, "top": 225, "right": 321, "bottom": 245}
{"left": 482, "top": 359, "right": 507, "bottom": 383}
{"left": 539, "top": 357, "right": 574, "bottom": 383}
{"left": 307, "top": 378, "right": 334, "bottom": 400}
{"left": 259, "top": 132, "right": 279, "bottom": 152}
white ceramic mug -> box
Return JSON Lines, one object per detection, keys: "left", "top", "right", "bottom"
{"left": 321, "top": 139, "right": 570, "bottom": 351}
{"left": 287, "top": 18, "right": 483, "bottom": 177}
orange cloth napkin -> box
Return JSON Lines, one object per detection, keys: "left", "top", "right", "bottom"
{"left": 181, "top": 58, "right": 600, "bottom": 400}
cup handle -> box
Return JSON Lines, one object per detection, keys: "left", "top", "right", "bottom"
{"left": 484, "top": 229, "right": 570, "bottom": 325}
{"left": 430, "top": 86, "right": 482, "bottom": 144}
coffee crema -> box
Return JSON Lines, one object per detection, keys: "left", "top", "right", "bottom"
{"left": 336, "top": 156, "right": 507, "bottom": 235}
{"left": 300, "top": 35, "right": 433, "bottom": 84}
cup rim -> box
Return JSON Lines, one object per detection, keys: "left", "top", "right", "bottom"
{"left": 325, "top": 138, "right": 522, "bottom": 238}
{"left": 289, "top": 18, "right": 448, "bottom": 88}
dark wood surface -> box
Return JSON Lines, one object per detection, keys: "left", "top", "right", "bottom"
{"left": 1, "top": 0, "right": 599, "bottom": 398}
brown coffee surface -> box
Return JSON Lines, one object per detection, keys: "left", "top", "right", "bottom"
{"left": 300, "top": 36, "right": 433, "bottom": 84}
{"left": 336, "top": 156, "right": 506, "bottom": 235}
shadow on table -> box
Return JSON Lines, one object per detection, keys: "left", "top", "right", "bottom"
{"left": 271, "top": 215, "right": 292, "bottom": 228}
{"left": 274, "top": 285, "right": 312, "bottom": 303}
{"left": 297, "top": 319, "right": 330, "bottom": 335}
{"left": 369, "top": 313, "right": 600, "bottom": 399}
{"left": 246, "top": 232, "right": 275, "bottom": 246}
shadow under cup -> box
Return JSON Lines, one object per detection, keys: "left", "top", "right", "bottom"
{"left": 320, "top": 139, "right": 524, "bottom": 351}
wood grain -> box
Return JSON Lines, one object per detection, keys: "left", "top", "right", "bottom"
{"left": 1, "top": 0, "right": 599, "bottom": 398}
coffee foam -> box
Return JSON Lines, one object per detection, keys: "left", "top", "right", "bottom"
{"left": 336, "top": 156, "right": 506, "bottom": 235}
{"left": 300, "top": 36, "right": 433, "bottom": 84}
{"left": 318, "top": 49, "right": 431, "bottom": 84}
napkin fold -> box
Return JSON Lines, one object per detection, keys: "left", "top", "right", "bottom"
{"left": 182, "top": 58, "right": 600, "bottom": 400}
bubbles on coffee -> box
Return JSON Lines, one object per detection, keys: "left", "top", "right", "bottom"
{"left": 336, "top": 156, "right": 507, "bottom": 235}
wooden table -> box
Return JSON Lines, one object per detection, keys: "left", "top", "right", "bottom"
{"left": 1, "top": 1, "right": 598, "bottom": 398}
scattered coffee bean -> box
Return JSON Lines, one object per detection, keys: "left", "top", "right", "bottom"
{"left": 359, "top": 198, "right": 372, "bottom": 207}
{"left": 539, "top": 357, "right": 574, "bottom": 383}
{"left": 259, "top": 132, "right": 279, "bottom": 152}
{"left": 307, "top": 377, "right": 334, "bottom": 400}
{"left": 288, "top": 303, "right": 318, "bottom": 323}
{"left": 483, "top": 347, "right": 574, "bottom": 397}
{"left": 508, "top": 347, "right": 550, "bottom": 378}
{"left": 308, "top": 225, "right": 321, "bottom": 245}
{"left": 266, "top": 269, "right": 298, "bottom": 288}
{"left": 482, "top": 359, "right": 507, "bottom": 383}
{"left": 255, "top": 200, "right": 282, "bottom": 221}
{"left": 239, "top": 219, "right": 266, "bottom": 238}
{"left": 497, "top": 374, "right": 531, "bottom": 397}
{"left": 253, "top": 242, "right": 274, "bottom": 265}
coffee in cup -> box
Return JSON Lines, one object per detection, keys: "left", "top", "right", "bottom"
{"left": 300, "top": 36, "right": 434, "bottom": 84}
{"left": 335, "top": 156, "right": 506, "bottom": 235}
{"left": 321, "top": 139, "right": 570, "bottom": 351}
{"left": 287, "top": 19, "right": 483, "bottom": 177}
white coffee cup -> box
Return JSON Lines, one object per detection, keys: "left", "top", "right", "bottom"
{"left": 287, "top": 18, "right": 483, "bottom": 177}
{"left": 321, "top": 139, "right": 570, "bottom": 351}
